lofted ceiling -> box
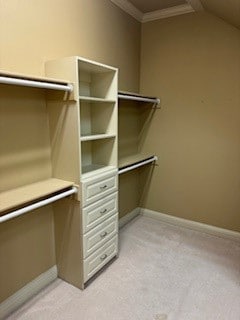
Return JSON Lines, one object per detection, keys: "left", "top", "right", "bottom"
{"left": 111, "top": 0, "right": 240, "bottom": 29}
{"left": 201, "top": 0, "right": 240, "bottom": 29}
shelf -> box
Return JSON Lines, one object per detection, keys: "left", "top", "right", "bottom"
{"left": 0, "top": 69, "right": 72, "bottom": 92}
{"left": 79, "top": 96, "right": 116, "bottom": 103}
{"left": 0, "top": 178, "right": 75, "bottom": 214}
{"left": 77, "top": 57, "right": 117, "bottom": 73}
{"left": 80, "top": 134, "right": 116, "bottom": 141}
{"left": 119, "top": 154, "right": 156, "bottom": 169}
{"left": 118, "top": 91, "right": 160, "bottom": 105}
{"left": 81, "top": 165, "right": 116, "bottom": 178}
{"left": 118, "top": 155, "right": 157, "bottom": 175}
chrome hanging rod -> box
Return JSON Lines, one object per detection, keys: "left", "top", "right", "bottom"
{"left": 0, "top": 76, "right": 73, "bottom": 92}
{"left": 0, "top": 186, "right": 78, "bottom": 224}
{"left": 118, "top": 93, "right": 160, "bottom": 105}
{"left": 118, "top": 156, "right": 158, "bottom": 175}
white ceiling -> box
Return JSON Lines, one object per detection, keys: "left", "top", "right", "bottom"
{"left": 111, "top": 0, "right": 240, "bottom": 29}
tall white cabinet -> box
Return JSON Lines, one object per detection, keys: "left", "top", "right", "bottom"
{"left": 45, "top": 56, "right": 118, "bottom": 289}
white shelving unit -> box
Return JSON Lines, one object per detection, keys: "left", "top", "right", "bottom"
{"left": 45, "top": 56, "right": 118, "bottom": 289}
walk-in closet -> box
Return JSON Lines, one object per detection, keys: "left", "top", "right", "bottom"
{"left": 0, "top": 0, "right": 239, "bottom": 319}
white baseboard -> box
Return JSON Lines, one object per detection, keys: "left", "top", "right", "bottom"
{"left": 119, "top": 207, "right": 140, "bottom": 228}
{"left": 140, "top": 208, "right": 240, "bottom": 242}
{"left": 0, "top": 265, "right": 57, "bottom": 319}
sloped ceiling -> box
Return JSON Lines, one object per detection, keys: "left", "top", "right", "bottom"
{"left": 201, "top": 0, "right": 240, "bottom": 29}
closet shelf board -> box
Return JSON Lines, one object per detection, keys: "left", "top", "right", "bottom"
{"left": 80, "top": 134, "right": 116, "bottom": 141}
{"left": 118, "top": 91, "right": 160, "bottom": 105}
{"left": 79, "top": 96, "right": 116, "bottom": 103}
{"left": 77, "top": 56, "right": 118, "bottom": 73}
{"left": 118, "top": 154, "right": 156, "bottom": 169}
{"left": 0, "top": 178, "right": 75, "bottom": 214}
{"left": 0, "top": 69, "right": 72, "bottom": 91}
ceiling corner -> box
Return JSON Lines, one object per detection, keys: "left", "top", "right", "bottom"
{"left": 110, "top": 0, "right": 143, "bottom": 22}
{"left": 186, "top": 0, "right": 204, "bottom": 11}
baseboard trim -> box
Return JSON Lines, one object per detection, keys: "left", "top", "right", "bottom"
{"left": 140, "top": 208, "right": 240, "bottom": 242}
{"left": 119, "top": 207, "right": 140, "bottom": 228}
{"left": 0, "top": 265, "right": 57, "bottom": 319}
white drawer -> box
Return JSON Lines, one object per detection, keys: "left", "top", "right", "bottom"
{"left": 84, "top": 235, "right": 118, "bottom": 282}
{"left": 82, "top": 192, "right": 118, "bottom": 233}
{"left": 81, "top": 171, "right": 118, "bottom": 207}
{"left": 83, "top": 214, "right": 118, "bottom": 258}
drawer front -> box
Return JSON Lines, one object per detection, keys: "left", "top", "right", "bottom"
{"left": 83, "top": 214, "right": 118, "bottom": 258}
{"left": 82, "top": 192, "right": 118, "bottom": 233}
{"left": 84, "top": 235, "right": 118, "bottom": 282}
{"left": 81, "top": 172, "right": 118, "bottom": 207}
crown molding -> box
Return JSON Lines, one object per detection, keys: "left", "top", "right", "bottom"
{"left": 186, "top": 0, "right": 204, "bottom": 11}
{"left": 142, "top": 4, "right": 194, "bottom": 23}
{"left": 111, "top": 0, "right": 143, "bottom": 22}
{"left": 111, "top": 1, "right": 197, "bottom": 23}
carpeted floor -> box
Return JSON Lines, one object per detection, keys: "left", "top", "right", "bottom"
{"left": 7, "top": 215, "right": 240, "bottom": 320}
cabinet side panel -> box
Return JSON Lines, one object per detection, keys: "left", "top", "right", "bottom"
{"left": 46, "top": 58, "right": 81, "bottom": 185}
{"left": 47, "top": 100, "right": 81, "bottom": 185}
{"left": 53, "top": 199, "right": 83, "bottom": 289}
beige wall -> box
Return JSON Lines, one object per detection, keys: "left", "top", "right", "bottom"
{"left": 0, "top": 0, "right": 140, "bottom": 302}
{"left": 140, "top": 12, "right": 240, "bottom": 232}
{"left": 0, "top": 0, "right": 140, "bottom": 92}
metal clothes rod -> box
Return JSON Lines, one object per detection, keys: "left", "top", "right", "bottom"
{"left": 0, "top": 186, "right": 78, "bottom": 224}
{"left": 118, "top": 94, "right": 160, "bottom": 105}
{"left": 118, "top": 156, "right": 158, "bottom": 175}
{"left": 0, "top": 76, "right": 73, "bottom": 92}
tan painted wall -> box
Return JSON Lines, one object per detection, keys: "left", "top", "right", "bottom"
{"left": 140, "top": 12, "right": 240, "bottom": 232}
{"left": 0, "top": 0, "right": 140, "bottom": 302}
{"left": 0, "top": 0, "right": 140, "bottom": 92}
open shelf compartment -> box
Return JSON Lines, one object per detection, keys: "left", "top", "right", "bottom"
{"left": 81, "top": 138, "right": 117, "bottom": 176}
{"left": 80, "top": 100, "right": 117, "bottom": 138}
{"left": 78, "top": 59, "right": 117, "bottom": 100}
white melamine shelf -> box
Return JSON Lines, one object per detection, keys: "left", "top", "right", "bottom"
{"left": 81, "top": 165, "right": 116, "bottom": 178}
{"left": 0, "top": 178, "right": 75, "bottom": 214}
{"left": 118, "top": 91, "right": 160, "bottom": 105}
{"left": 80, "top": 134, "right": 116, "bottom": 141}
{"left": 77, "top": 57, "right": 117, "bottom": 73}
{"left": 0, "top": 69, "right": 72, "bottom": 92}
{"left": 79, "top": 96, "right": 116, "bottom": 103}
{"left": 118, "top": 154, "right": 156, "bottom": 169}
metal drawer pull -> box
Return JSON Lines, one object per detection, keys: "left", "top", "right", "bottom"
{"left": 100, "top": 185, "right": 108, "bottom": 190}
{"left": 100, "top": 254, "right": 107, "bottom": 261}
{"left": 100, "top": 231, "right": 108, "bottom": 238}
{"left": 100, "top": 208, "right": 107, "bottom": 214}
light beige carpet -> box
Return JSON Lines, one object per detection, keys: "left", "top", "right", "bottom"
{"left": 7, "top": 215, "right": 240, "bottom": 320}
